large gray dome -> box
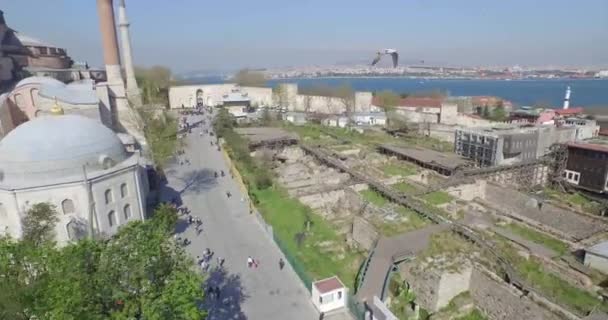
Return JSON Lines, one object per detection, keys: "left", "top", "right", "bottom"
{"left": 0, "top": 115, "right": 127, "bottom": 183}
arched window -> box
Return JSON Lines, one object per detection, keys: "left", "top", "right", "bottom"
{"left": 30, "top": 88, "right": 39, "bottom": 107}
{"left": 104, "top": 189, "right": 113, "bottom": 204}
{"left": 120, "top": 183, "right": 128, "bottom": 198}
{"left": 61, "top": 199, "right": 75, "bottom": 214}
{"left": 123, "top": 204, "right": 132, "bottom": 220}
{"left": 108, "top": 210, "right": 116, "bottom": 227}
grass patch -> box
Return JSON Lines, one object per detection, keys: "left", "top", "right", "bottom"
{"left": 422, "top": 191, "right": 453, "bottom": 206}
{"left": 381, "top": 163, "right": 417, "bottom": 177}
{"left": 544, "top": 188, "right": 603, "bottom": 215}
{"left": 391, "top": 182, "right": 420, "bottom": 194}
{"left": 499, "top": 241, "right": 607, "bottom": 315}
{"left": 254, "top": 187, "right": 362, "bottom": 288}
{"left": 456, "top": 309, "right": 487, "bottom": 320}
{"left": 360, "top": 189, "right": 389, "bottom": 207}
{"left": 506, "top": 223, "right": 569, "bottom": 256}
{"left": 374, "top": 206, "right": 429, "bottom": 236}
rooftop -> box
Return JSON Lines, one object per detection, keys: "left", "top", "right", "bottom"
{"left": 379, "top": 144, "right": 469, "bottom": 171}
{"left": 586, "top": 240, "right": 608, "bottom": 259}
{"left": 313, "top": 276, "right": 344, "bottom": 294}
{"left": 555, "top": 107, "right": 584, "bottom": 116}
{"left": 567, "top": 142, "right": 608, "bottom": 153}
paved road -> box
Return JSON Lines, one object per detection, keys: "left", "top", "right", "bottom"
{"left": 161, "top": 113, "right": 318, "bottom": 320}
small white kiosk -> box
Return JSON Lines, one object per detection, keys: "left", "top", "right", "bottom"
{"left": 311, "top": 276, "right": 347, "bottom": 313}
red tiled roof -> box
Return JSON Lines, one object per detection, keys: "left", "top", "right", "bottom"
{"left": 372, "top": 96, "right": 443, "bottom": 108}
{"left": 555, "top": 107, "right": 584, "bottom": 115}
{"left": 567, "top": 142, "right": 608, "bottom": 153}
{"left": 314, "top": 276, "right": 344, "bottom": 294}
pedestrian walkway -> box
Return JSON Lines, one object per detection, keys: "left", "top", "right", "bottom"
{"left": 356, "top": 223, "right": 449, "bottom": 303}
{"left": 162, "top": 113, "right": 318, "bottom": 320}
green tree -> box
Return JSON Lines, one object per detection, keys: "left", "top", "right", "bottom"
{"left": 135, "top": 65, "right": 175, "bottom": 106}
{"left": 491, "top": 103, "right": 507, "bottom": 121}
{"left": 22, "top": 202, "right": 59, "bottom": 246}
{"left": 232, "top": 69, "right": 267, "bottom": 87}
{"left": 261, "top": 108, "right": 274, "bottom": 125}
{"left": 374, "top": 90, "right": 401, "bottom": 111}
{"left": 482, "top": 105, "right": 490, "bottom": 119}
{"left": 0, "top": 205, "right": 206, "bottom": 320}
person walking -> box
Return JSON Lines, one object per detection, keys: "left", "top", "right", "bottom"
{"left": 247, "top": 256, "right": 253, "bottom": 268}
{"left": 279, "top": 258, "right": 285, "bottom": 270}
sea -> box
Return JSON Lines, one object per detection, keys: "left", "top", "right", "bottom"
{"left": 183, "top": 77, "right": 608, "bottom": 108}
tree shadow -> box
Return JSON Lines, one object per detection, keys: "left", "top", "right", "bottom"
{"left": 159, "top": 184, "right": 183, "bottom": 207}
{"left": 202, "top": 267, "right": 249, "bottom": 320}
{"left": 178, "top": 168, "right": 218, "bottom": 195}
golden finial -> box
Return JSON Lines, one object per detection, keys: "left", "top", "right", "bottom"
{"left": 50, "top": 96, "right": 64, "bottom": 115}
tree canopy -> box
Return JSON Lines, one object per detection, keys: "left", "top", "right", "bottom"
{"left": 232, "top": 69, "right": 267, "bottom": 87}
{"left": 0, "top": 204, "right": 206, "bottom": 320}
{"left": 21, "top": 202, "right": 59, "bottom": 246}
{"left": 374, "top": 90, "right": 401, "bottom": 111}
{"left": 135, "top": 65, "right": 175, "bottom": 106}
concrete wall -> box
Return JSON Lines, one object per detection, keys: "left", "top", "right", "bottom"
{"left": 435, "top": 266, "right": 473, "bottom": 309}
{"left": 352, "top": 216, "right": 378, "bottom": 251}
{"left": 440, "top": 103, "right": 458, "bottom": 125}
{"left": 584, "top": 252, "right": 608, "bottom": 274}
{"left": 396, "top": 108, "right": 439, "bottom": 123}
{"left": 469, "top": 267, "right": 561, "bottom": 320}
{"left": 0, "top": 97, "right": 15, "bottom": 138}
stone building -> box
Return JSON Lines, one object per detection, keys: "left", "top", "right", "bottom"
{"left": 169, "top": 84, "right": 272, "bottom": 109}
{"left": 0, "top": 114, "right": 149, "bottom": 245}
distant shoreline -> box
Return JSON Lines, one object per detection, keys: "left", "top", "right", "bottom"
{"left": 267, "top": 76, "right": 604, "bottom": 81}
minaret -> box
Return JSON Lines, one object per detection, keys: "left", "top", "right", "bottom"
{"left": 563, "top": 86, "right": 571, "bottom": 110}
{"left": 117, "top": 0, "right": 142, "bottom": 106}
{"left": 96, "top": 0, "right": 146, "bottom": 147}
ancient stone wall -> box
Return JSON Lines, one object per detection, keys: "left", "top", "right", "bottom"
{"left": 447, "top": 180, "right": 486, "bottom": 201}
{"left": 469, "top": 267, "right": 562, "bottom": 320}
{"left": 352, "top": 216, "right": 378, "bottom": 251}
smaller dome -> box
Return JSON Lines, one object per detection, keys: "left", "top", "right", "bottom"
{"left": 15, "top": 76, "right": 64, "bottom": 88}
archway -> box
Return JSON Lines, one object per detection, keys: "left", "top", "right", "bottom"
{"left": 196, "top": 89, "right": 204, "bottom": 108}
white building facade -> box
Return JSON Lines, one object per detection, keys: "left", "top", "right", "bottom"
{"left": 0, "top": 115, "right": 149, "bottom": 245}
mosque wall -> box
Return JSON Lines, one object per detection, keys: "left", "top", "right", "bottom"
{"left": 0, "top": 165, "right": 146, "bottom": 245}
{"left": 96, "top": 83, "right": 114, "bottom": 128}
{"left": 90, "top": 166, "right": 146, "bottom": 237}
{"left": 0, "top": 100, "right": 15, "bottom": 138}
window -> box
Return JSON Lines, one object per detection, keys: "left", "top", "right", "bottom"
{"left": 120, "top": 183, "right": 128, "bottom": 198}
{"left": 108, "top": 210, "right": 116, "bottom": 227}
{"left": 321, "top": 293, "right": 335, "bottom": 304}
{"left": 123, "top": 204, "right": 132, "bottom": 220}
{"left": 568, "top": 172, "right": 573, "bottom": 180}
{"left": 574, "top": 173, "right": 580, "bottom": 183}
{"left": 61, "top": 199, "right": 75, "bottom": 214}
{"left": 338, "top": 291, "right": 343, "bottom": 299}
{"left": 105, "top": 189, "right": 113, "bottom": 204}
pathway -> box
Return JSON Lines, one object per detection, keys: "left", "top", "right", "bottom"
{"left": 161, "top": 113, "right": 318, "bottom": 320}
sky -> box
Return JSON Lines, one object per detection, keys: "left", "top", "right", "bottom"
{"left": 3, "top": 0, "right": 608, "bottom": 73}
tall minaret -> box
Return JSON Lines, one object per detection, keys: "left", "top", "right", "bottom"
{"left": 117, "top": 0, "right": 142, "bottom": 106}
{"left": 563, "top": 86, "right": 571, "bottom": 110}
{"left": 96, "top": 0, "right": 146, "bottom": 147}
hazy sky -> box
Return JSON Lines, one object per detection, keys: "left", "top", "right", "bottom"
{"left": 3, "top": 0, "right": 608, "bottom": 72}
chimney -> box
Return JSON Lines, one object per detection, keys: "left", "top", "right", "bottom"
{"left": 563, "top": 86, "right": 571, "bottom": 110}
{"left": 96, "top": 0, "right": 122, "bottom": 84}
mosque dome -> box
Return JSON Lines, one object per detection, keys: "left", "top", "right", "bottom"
{"left": 0, "top": 115, "right": 128, "bottom": 184}
{"left": 15, "top": 76, "right": 64, "bottom": 88}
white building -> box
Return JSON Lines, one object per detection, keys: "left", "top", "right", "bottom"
{"left": 0, "top": 114, "right": 149, "bottom": 245}
{"left": 311, "top": 276, "right": 347, "bottom": 314}
{"left": 584, "top": 240, "right": 608, "bottom": 274}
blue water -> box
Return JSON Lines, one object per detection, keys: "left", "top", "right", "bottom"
{"left": 184, "top": 77, "right": 608, "bottom": 108}
{"left": 267, "top": 78, "right": 608, "bottom": 108}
